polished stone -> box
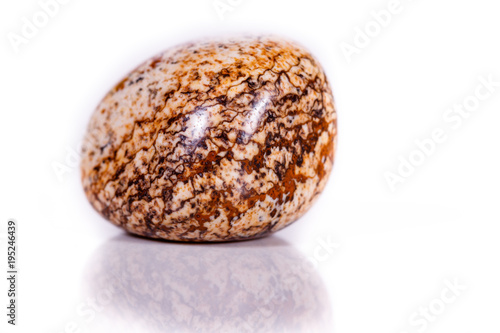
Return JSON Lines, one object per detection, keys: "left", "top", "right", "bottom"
{"left": 81, "top": 36, "right": 337, "bottom": 242}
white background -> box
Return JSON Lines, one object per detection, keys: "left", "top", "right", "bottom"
{"left": 1, "top": 0, "right": 500, "bottom": 332}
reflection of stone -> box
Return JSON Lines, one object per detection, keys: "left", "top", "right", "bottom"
{"left": 85, "top": 235, "right": 332, "bottom": 332}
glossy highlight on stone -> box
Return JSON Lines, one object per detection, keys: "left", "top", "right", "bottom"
{"left": 81, "top": 36, "right": 337, "bottom": 242}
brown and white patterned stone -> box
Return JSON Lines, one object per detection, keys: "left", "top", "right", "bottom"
{"left": 81, "top": 36, "right": 337, "bottom": 242}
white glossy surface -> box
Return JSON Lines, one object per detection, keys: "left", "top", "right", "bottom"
{"left": 1, "top": 0, "right": 500, "bottom": 332}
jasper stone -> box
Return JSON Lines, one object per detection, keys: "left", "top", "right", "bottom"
{"left": 81, "top": 36, "right": 337, "bottom": 242}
